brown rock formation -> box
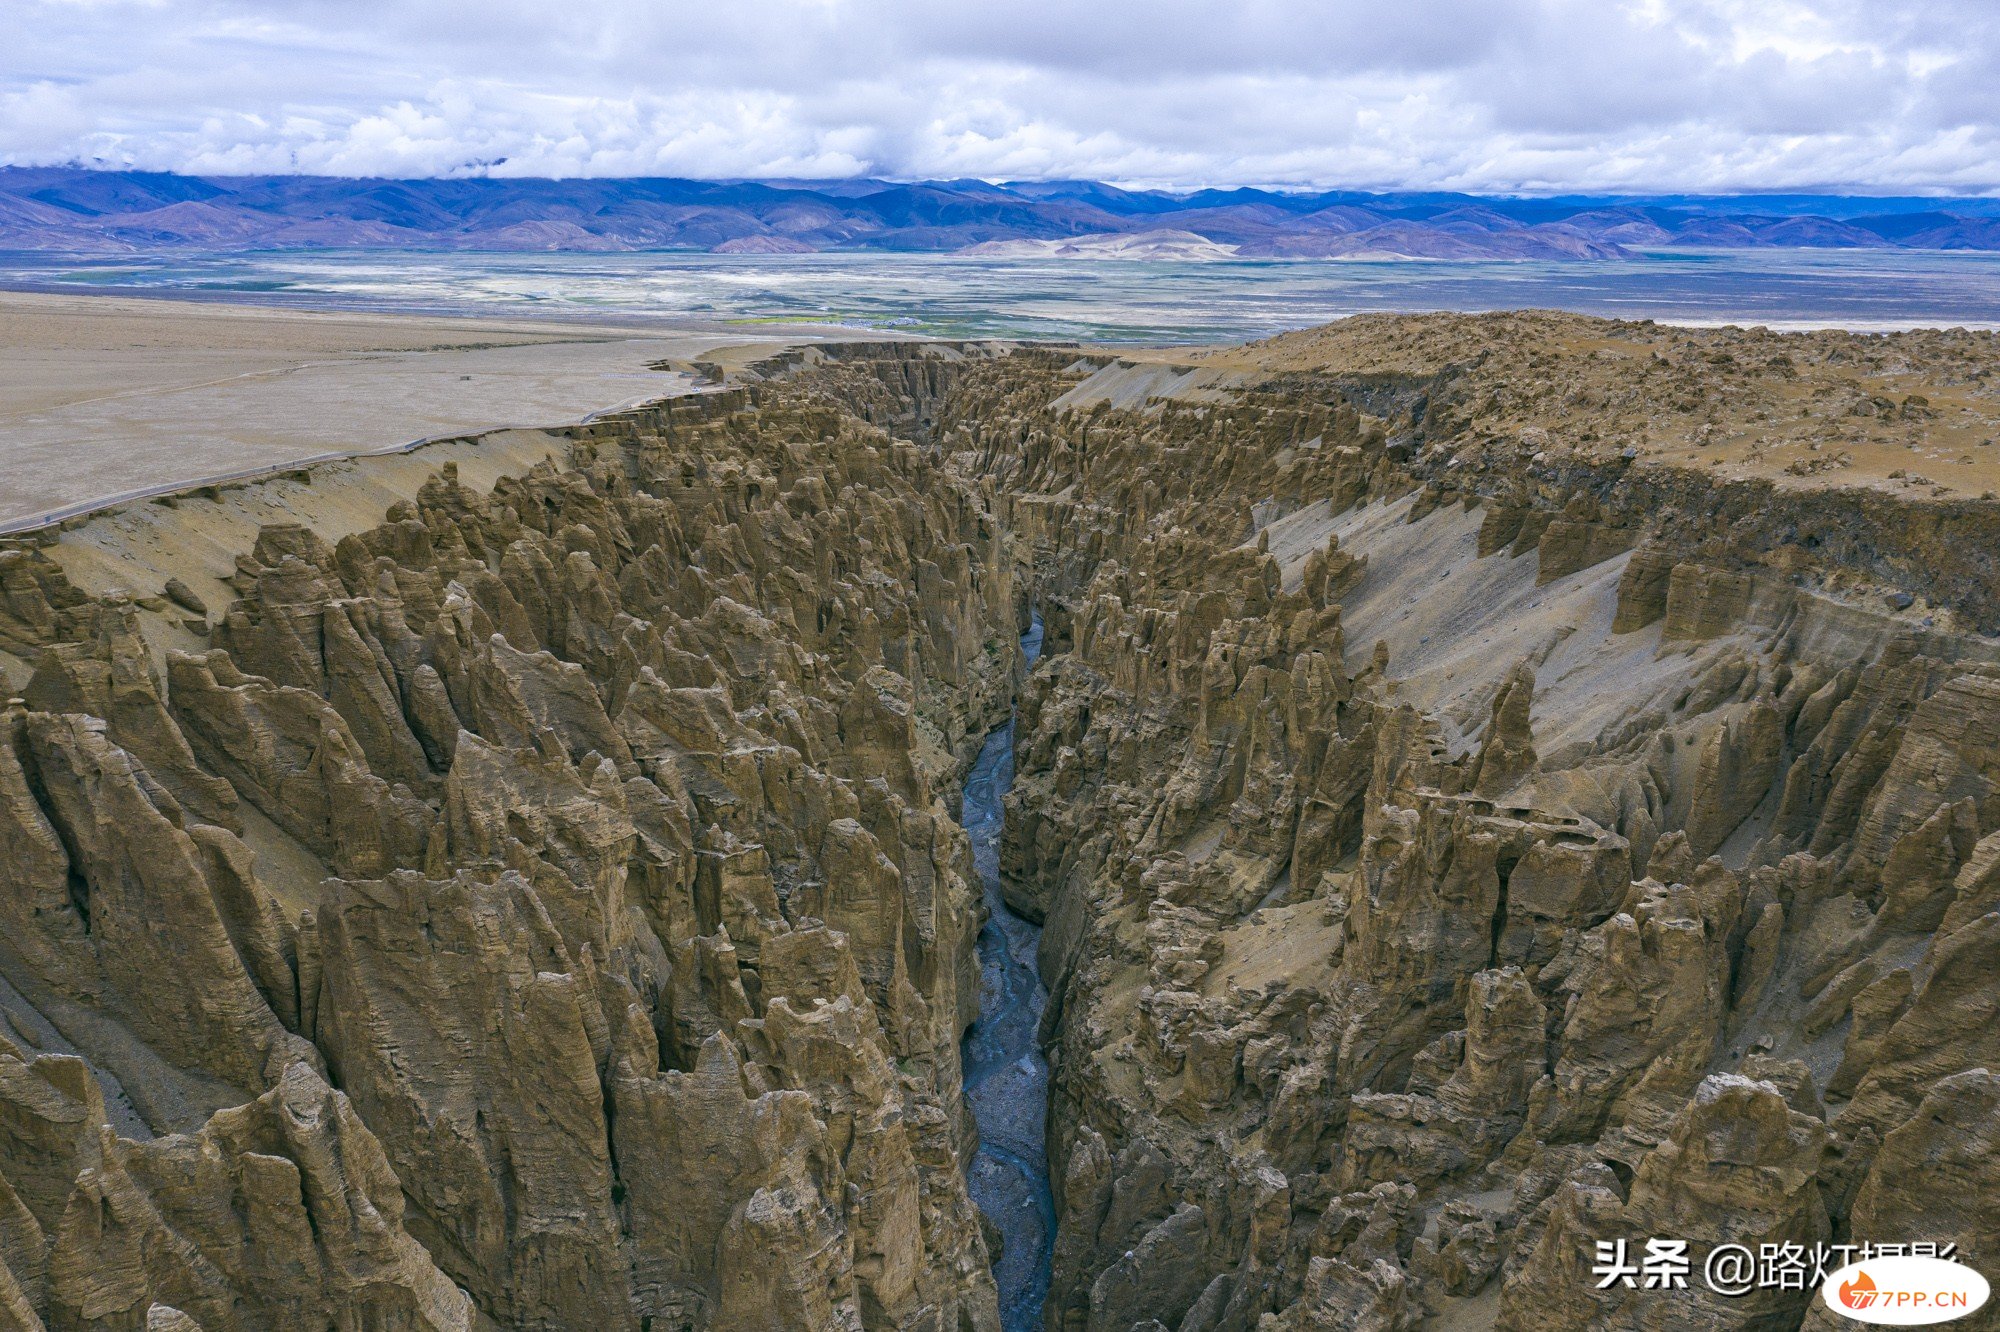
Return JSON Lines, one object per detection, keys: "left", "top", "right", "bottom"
{"left": 0, "top": 359, "right": 1016, "bottom": 1330}
{"left": 5, "top": 316, "right": 2000, "bottom": 1330}
{"left": 47, "top": 1062, "right": 472, "bottom": 1332}
{"left": 942, "top": 322, "right": 2000, "bottom": 1330}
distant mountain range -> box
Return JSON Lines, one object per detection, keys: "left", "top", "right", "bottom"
{"left": 5, "top": 167, "right": 2000, "bottom": 259}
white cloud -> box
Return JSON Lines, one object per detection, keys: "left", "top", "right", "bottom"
{"left": 2, "top": 0, "right": 1997, "bottom": 192}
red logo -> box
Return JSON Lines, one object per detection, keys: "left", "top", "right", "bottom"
{"left": 1822, "top": 1254, "right": 1987, "bottom": 1323}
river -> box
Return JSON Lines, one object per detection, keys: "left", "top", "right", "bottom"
{"left": 961, "top": 613, "right": 1053, "bottom": 1331}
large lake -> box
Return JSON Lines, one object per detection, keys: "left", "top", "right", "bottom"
{"left": 6, "top": 247, "right": 2000, "bottom": 342}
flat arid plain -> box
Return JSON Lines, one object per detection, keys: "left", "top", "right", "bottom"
{"left": 4, "top": 294, "right": 2000, "bottom": 1332}
{"left": 0, "top": 291, "right": 816, "bottom": 528}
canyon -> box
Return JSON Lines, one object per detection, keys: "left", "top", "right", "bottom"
{"left": 1, "top": 312, "right": 1999, "bottom": 1331}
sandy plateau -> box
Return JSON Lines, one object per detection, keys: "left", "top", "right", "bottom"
{"left": 0, "top": 304, "right": 1999, "bottom": 1332}
{"left": 0, "top": 291, "right": 828, "bottom": 529}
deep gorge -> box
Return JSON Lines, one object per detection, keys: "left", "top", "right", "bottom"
{"left": 3, "top": 320, "right": 2000, "bottom": 1332}
{"left": 960, "top": 613, "right": 1050, "bottom": 1329}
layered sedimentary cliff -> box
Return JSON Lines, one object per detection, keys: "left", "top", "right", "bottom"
{"left": 2, "top": 315, "right": 2000, "bottom": 1331}
{"left": 0, "top": 364, "right": 1021, "bottom": 1331}
{"left": 949, "top": 328, "right": 2000, "bottom": 1332}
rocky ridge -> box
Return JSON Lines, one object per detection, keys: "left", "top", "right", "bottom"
{"left": 0, "top": 316, "right": 1998, "bottom": 1330}
{"left": 936, "top": 327, "right": 2000, "bottom": 1331}
{"left": 0, "top": 363, "right": 1022, "bottom": 1330}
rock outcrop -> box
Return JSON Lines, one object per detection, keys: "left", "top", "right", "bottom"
{"left": 5, "top": 317, "right": 2000, "bottom": 1331}
{"left": 932, "top": 326, "right": 2000, "bottom": 1331}
{"left": 0, "top": 366, "right": 1018, "bottom": 1330}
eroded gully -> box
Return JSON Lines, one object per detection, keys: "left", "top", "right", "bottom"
{"left": 960, "top": 613, "right": 1053, "bottom": 1331}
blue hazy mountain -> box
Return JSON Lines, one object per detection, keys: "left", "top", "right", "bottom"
{"left": 5, "top": 167, "right": 2000, "bottom": 258}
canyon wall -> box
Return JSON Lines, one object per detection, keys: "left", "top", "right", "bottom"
{"left": 2, "top": 317, "right": 1999, "bottom": 1331}
{"left": 0, "top": 368, "right": 1020, "bottom": 1331}
{"left": 933, "top": 338, "right": 2000, "bottom": 1332}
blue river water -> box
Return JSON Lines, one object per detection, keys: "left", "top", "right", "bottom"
{"left": 6, "top": 247, "right": 2000, "bottom": 342}
{"left": 961, "top": 614, "right": 1051, "bottom": 1331}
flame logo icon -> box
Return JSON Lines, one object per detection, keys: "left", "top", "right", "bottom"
{"left": 1822, "top": 1254, "right": 1988, "bottom": 1323}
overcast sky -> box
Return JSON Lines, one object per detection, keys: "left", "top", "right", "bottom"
{"left": 5, "top": 0, "right": 1998, "bottom": 193}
